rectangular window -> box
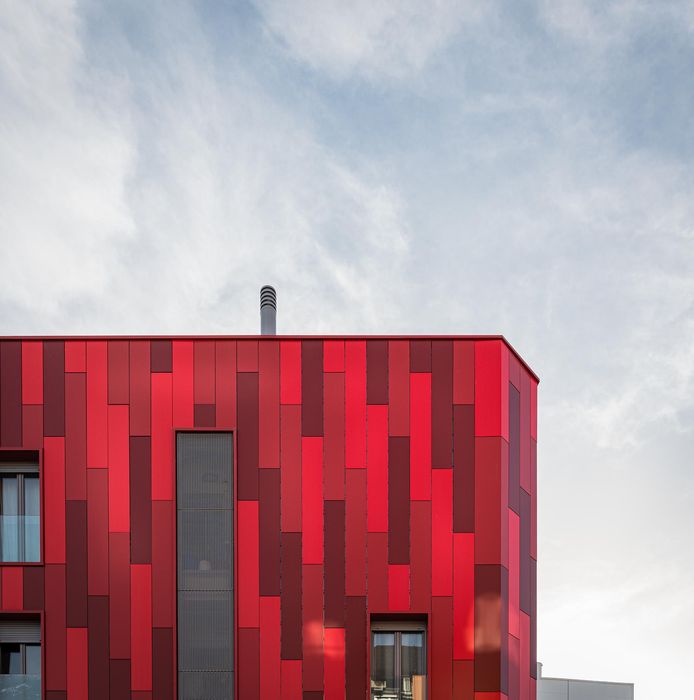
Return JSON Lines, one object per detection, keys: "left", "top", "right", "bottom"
{"left": 0, "top": 453, "right": 40, "bottom": 563}
{"left": 0, "top": 617, "right": 41, "bottom": 700}
{"left": 176, "top": 433, "right": 233, "bottom": 700}
{"left": 371, "top": 621, "right": 426, "bottom": 700}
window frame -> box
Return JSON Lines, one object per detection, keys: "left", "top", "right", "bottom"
{"left": 0, "top": 613, "right": 43, "bottom": 700}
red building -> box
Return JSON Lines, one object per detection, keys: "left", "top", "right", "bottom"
{"left": 0, "top": 331, "right": 537, "bottom": 700}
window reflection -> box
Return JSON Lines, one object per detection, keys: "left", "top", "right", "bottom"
{"left": 371, "top": 629, "right": 426, "bottom": 700}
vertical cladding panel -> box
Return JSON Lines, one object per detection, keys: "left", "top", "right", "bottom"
{"left": 432, "top": 469, "right": 453, "bottom": 596}
{"left": 108, "top": 405, "right": 130, "bottom": 533}
{"left": 237, "top": 340, "right": 259, "bottom": 372}
{"left": 324, "top": 372, "right": 345, "bottom": 501}
{"left": 23, "top": 566, "right": 45, "bottom": 610}
{"left": 215, "top": 340, "right": 236, "bottom": 428}
{"left": 22, "top": 404, "right": 43, "bottom": 450}
{"left": 367, "top": 404, "right": 388, "bottom": 533}
{"left": 366, "top": 340, "right": 388, "bottom": 405}
{"left": 409, "top": 500, "right": 431, "bottom": 612}
{"left": 345, "top": 596, "right": 366, "bottom": 700}
{"left": 302, "top": 340, "right": 324, "bottom": 437}
{"left": 238, "top": 500, "right": 260, "bottom": 627}
{"left": 1, "top": 567, "right": 23, "bottom": 609}
{"left": 22, "top": 340, "right": 43, "bottom": 405}
{"left": 345, "top": 341, "right": 366, "bottom": 469}
{"left": 388, "top": 340, "right": 409, "bottom": 437}
{"left": 302, "top": 437, "right": 324, "bottom": 564}
{"left": 432, "top": 340, "right": 453, "bottom": 468}
{"left": 324, "top": 340, "right": 345, "bottom": 372}
{"left": 66, "top": 499, "right": 88, "bottom": 626}
{"left": 109, "top": 532, "right": 131, "bottom": 658}
{"left": 474, "top": 341, "right": 509, "bottom": 441}
{"left": 508, "top": 512, "right": 520, "bottom": 640}
{"left": 453, "top": 533, "right": 474, "bottom": 660}
{"left": 530, "top": 559, "right": 536, "bottom": 680}
{"left": 110, "top": 659, "right": 130, "bottom": 700}
{"left": 108, "top": 340, "right": 129, "bottom": 404}
{"left": 151, "top": 373, "right": 173, "bottom": 501}
{"left": 508, "top": 354, "right": 521, "bottom": 391}
{"left": 238, "top": 627, "right": 260, "bottom": 700}
{"left": 152, "top": 627, "right": 173, "bottom": 700}
{"left": 88, "top": 595, "right": 110, "bottom": 700}
{"left": 87, "top": 468, "right": 109, "bottom": 596}
{"left": 64, "top": 341, "right": 86, "bottom": 373}
{"left": 150, "top": 340, "right": 172, "bottom": 373}
{"left": 519, "top": 374, "right": 530, "bottom": 494}
{"left": 324, "top": 500, "right": 345, "bottom": 628}
{"left": 388, "top": 437, "right": 410, "bottom": 564}
{"left": 67, "top": 627, "right": 88, "bottom": 700}
{"left": 453, "top": 660, "right": 474, "bottom": 700}
{"left": 151, "top": 500, "right": 174, "bottom": 628}
{"left": 474, "top": 565, "right": 509, "bottom": 693}
{"left": 453, "top": 341, "right": 474, "bottom": 405}
{"left": 519, "top": 614, "right": 529, "bottom": 700}
{"left": 508, "top": 633, "right": 520, "bottom": 700}
{"left": 193, "top": 403, "right": 215, "bottom": 428}
{"left": 130, "top": 435, "right": 152, "bottom": 563}
{"left": 453, "top": 405, "right": 475, "bottom": 533}
{"left": 44, "top": 437, "right": 66, "bottom": 564}
{"left": 172, "top": 341, "right": 194, "bottom": 428}
{"left": 0, "top": 341, "right": 21, "bottom": 446}
{"left": 302, "top": 564, "right": 324, "bottom": 691}
{"left": 508, "top": 385, "right": 520, "bottom": 515}
{"left": 129, "top": 341, "right": 151, "bottom": 436}
{"left": 65, "top": 372, "right": 87, "bottom": 499}
{"left": 281, "top": 405, "right": 302, "bottom": 532}
{"left": 45, "top": 564, "right": 67, "bottom": 690}
{"left": 387, "top": 564, "right": 409, "bottom": 611}
{"left": 280, "top": 532, "right": 302, "bottom": 660}
{"left": 530, "top": 380, "right": 537, "bottom": 441}
{"left": 260, "top": 468, "right": 281, "bottom": 596}
{"left": 530, "top": 440, "right": 537, "bottom": 561}
{"left": 238, "top": 372, "right": 260, "bottom": 500}
{"left": 324, "top": 627, "right": 345, "bottom": 700}
{"left": 281, "top": 660, "right": 303, "bottom": 700}
{"left": 367, "top": 533, "right": 388, "bottom": 611}
{"left": 87, "top": 341, "right": 108, "bottom": 468}
{"left": 260, "top": 596, "right": 281, "bottom": 699}
{"left": 259, "top": 340, "right": 280, "bottom": 467}
{"left": 193, "top": 340, "right": 215, "bottom": 405}
{"left": 43, "top": 341, "right": 65, "bottom": 437}
{"left": 519, "top": 491, "right": 530, "bottom": 615}
{"left": 431, "top": 596, "right": 453, "bottom": 700}
{"left": 345, "top": 470, "right": 367, "bottom": 596}
{"left": 280, "top": 341, "right": 302, "bottom": 404}
{"left": 409, "top": 373, "right": 431, "bottom": 500}
{"left": 409, "top": 340, "right": 431, "bottom": 372}
{"left": 131, "top": 564, "right": 153, "bottom": 690}
{"left": 475, "top": 438, "right": 508, "bottom": 566}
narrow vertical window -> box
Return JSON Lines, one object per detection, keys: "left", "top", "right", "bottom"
{"left": 0, "top": 453, "right": 40, "bottom": 563}
{"left": 371, "top": 621, "right": 426, "bottom": 700}
{"left": 0, "top": 616, "right": 41, "bottom": 699}
{"left": 177, "top": 433, "right": 234, "bottom": 700}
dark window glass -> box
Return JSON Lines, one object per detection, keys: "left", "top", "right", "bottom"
{"left": 371, "top": 628, "right": 426, "bottom": 700}
{"left": 0, "top": 470, "right": 40, "bottom": 563}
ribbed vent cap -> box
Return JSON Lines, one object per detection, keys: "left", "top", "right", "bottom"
{"left": 260, "top": 285, "right": 276, "bottom": 335}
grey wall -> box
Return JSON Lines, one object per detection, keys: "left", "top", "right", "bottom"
{"left": 538, "top": 664, "right": 634, "bottom": 700}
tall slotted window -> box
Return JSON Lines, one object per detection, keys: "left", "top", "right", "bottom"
{"left": 177, "top": 433, "right": 233, "bottom": 700}
{"left": 371, "top": 621, "right": 426, "bottom": 700}
{"left": 0, "top": 454, "right": 40, "bottom": 563}
{"left": 0, "top": 617, "right": 41, "bottom": 700}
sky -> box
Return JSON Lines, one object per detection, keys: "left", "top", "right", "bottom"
{"left": 1, "top": 1, "right": 693, "bottom": 696}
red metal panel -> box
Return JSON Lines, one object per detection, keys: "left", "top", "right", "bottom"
{"left": 453, "top": 341, "right": 474, "bottom": 405}
{"left": 150, "top": 340, "right": 172, "bottom": 373}
{"left": 432, "top": 596, "right": 453, "bottom": 700}
{"left": 324, "top": 373, "right": 345, "bottom": 501}
{"left": 387, "top": 564, "right": 409, "bottom": 611}
{"left": 388, "top": 340, "right": 409, "bottom": 437}
{"left": 474, "top": 566, "right": 507, "bottom": 693}
{"left": 87, "top": 468, "right": 109, "bottom": 596}
{"left": 302, "top": 437, "right": 323, "bottom": 564}
{"left": 344, "top": 596, "right": 366, "bottom": 700}
{"left": 172, "top": 341, "right": 194, "bottom": 428}
{"left": 21, "top": 340, "right": 43, "bottom": 404}
{"left": 151, "top": 500, "right": 174, "bottom": 628}
{"left": 151, "top": 373, "right": 172, "bottom": 501}
{"left": 237, "top": 372, "right": 259, "bottom": 500}
{"left": 324, "top": 500, "right": 345, "bottom": 628}
{"left": 66, "top": 499, "right": 88, "bottom": 626}
{"left": 88, "top": 596, "right": 110, "bottom": 699}
{"left": 409, "top": 340, "right": 431, "bottom": 372}
{"left": 388, "top": 437, "right": 409, "bottom": 564}
{"left": 475, "top": 438, "right": 507, "bottom": 566}
{"left": 193, "top": 340, "right": 215, "bottom": 405}
{"left": 302, "top": 340, "right": 323, "bottom": 437}
{"left": 108, "top": 405, "right": 129, "bottom": 533}
{"left": 193, "top": 403, "right": 215, "bottom": 428}
{"left": 409, "top": 500, "right": 431, "bottom": 612}
{"left": 64, "top": 341, "right": 86, "bottom": 374}
{"left": 366, "top": 340, "right": 388, "bottom": 405}
{"left": 519, "top": 373, "right": 530, "bottom": 494}
{"left": 302, "top": 564, "right": 324, "bottom": 691}
{"left": 107, "top": 340, "right": 129, "bottom": 404}
{"left": 410, "top": 373, "right": 431, "bottom": 500}
{"left": 519, "top": 491, "right": 530, "bottom": 615}
{"left": 345, "top": 341, "right": 366, "bottom": 469}
{"left": 281, "top": 405, "right": 302, "bottom": 532}
{"left": 259, "top": 340, "right": 280, "bottom": 467}
{"left": 237, "top": 340, "right": 259, "bottom": 372}
{"left": 22, "top": 404, "right": 43, "bottom": 449}
{"left": 453, "top": 404, "right": 474, "bottom": 533}
{"left": 345, "top": 469, "right": 367, "bottom": 596}
{"left": 280, "top": 341, "right": 301, "bottom": 404}
{"left": 109, "top": 532, "right": 131, "bottom": 658}
{"left": 259, "top": 468, "right": 281, "bottom": 596}
{"left": 129, "top": 341, "right": 151, "bottom": 436}
{"left": 260, "top": 596, "right": 281, "bottom": 699}
{"left": 130, "top": 436, "right": 152, "bottom": 563}
{"left": 324, "top": 627, "right": 345, "bottom": 700}
{"left": 238, "top": 500, "right": 260, "bottom": 627}
{"left": 1, "top": 567, "right": 23, "bottom": 609}
{"left": 508, "top": 385, "right": 520, "bottom": 515}
{"left": 67, "top": 627, "right": 88, "bottom": 700}
{"left": 323, "top": 340, "right": 345, "bottom": 372}
{"left": 23, "top": 566, "right": 44, "bottom": 610}
{"left": 508, "top": 511, "right": 520, "bottom": 639}
{"left": 367, "top": 533, "right": 388, "bottom": 611}
{"left": 530, "top": 440, "right": 537, "bottom": 561}
{"left": 65, "top": 372, "right": 87, "bottom": 499}
{"left": 367, "top": 404, "right": 388, "bottom": 533}
{"left": 280, "top": 532, "right": 302, "bottom": 659}
{"left": 86, "top": 341, "right": 108, "bottom": 468}
{"left": 519, "top": 613, "right": 529, "bottom": 700}
{"left": 508, "top": 353, "right": 521, "bottom": 391}
{"left": 131, "top": 564, "right": 153, "bottom": 690}
{"left": 508, "top": 633, "right": 520, "bottom": 700}
{"left": 453, "top": 660, "right": 474, "bottom": 700}
{"left": 432, "top": 469, "right": 453, "bottom": 596}
{"left": 110, "top": 659, "right": 131, "bottom": 700}
{"left": 281, "top": 660, "right": 303, "bottom": 700}
{"left": 152, "top": 627, "right": 173, "bottom": 700}
{"left": 45, "top": 564, "right": 67, "bottom": 690}
{"left": 530, "top": 379, "right": 537, "bottom": 441}
{"left": 432, "top": 340, "right": 453, "bottom": 468}
{"left": 44, "top": 437, "right": 66, "bottom": 564}
{"left": 1, "top": 341, "right": 22, "bottom": 445}
{"left": 474, "top": 341, "right": 509, "bottom": 441}
{"left": 43, "top": 341, "right": 65, "bottom": 437}
{"left": 238, "top": 627, "right": 260, "bottom": 700}
{"left": 215, "top": 340, "right": 236, "bottom": 428}
{"left": 453, "top": 533, "right": 474, "bottom": 660}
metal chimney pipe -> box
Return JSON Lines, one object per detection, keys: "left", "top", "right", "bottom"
{"left": 260, "top": 285, "right": 277, "bottom": 335}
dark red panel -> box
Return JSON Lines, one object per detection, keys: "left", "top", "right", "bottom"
{"left": 260, "top": 596, "right": 281, "bottom": 700}
{"left": 431, "top": 469, "right": 453, "bottom": 596}
{"left": 520, "top": 613, "right": 529, "bottom": 700}
{"left": 107, "top": 340, "right": 129, "bottom": 404}
{"left": 367, "top": 404, "right": 388, "bottom": 533}
{"left": 45, "top": 564, "right": 67, "bottom": 690}
{"left": 388, "top": 340, "right": 409, "bottom": 437}
{"left": 131, "top": 564, "right": 153, "bottom": 690}
{"left": 22, "top": 404, "right": 43, "bottom": 449}
{"left": 302, "top": 564, "right": 324, "bottom": 691}
{"left": 519, "top": 373, "right": 530, "bottom": 494}
{"left": 22, "top": 340, "right": 43, "bottom": 404}
{"left": 150, "top": 340, "right": 172, "bottom": 373}
{"left": 453, "top": 341, "right": 474, "bottom": 405}
{"left": 238, "top": 500, "right": 260, "bottom": 627}
{"left": 366, "top": 340, "right": 388, "bottom": 404}
{"left": 110, "top": 659, "right": 130, "bottom": 700}
{"left": 1, "top": 341, "right": 22, "bottom": 446}
{"left": 508, "top": 511, "right": 520, "bottom": 640}
{"left": 215, "top": 340, "right": 236, "bottom": 428}
{"left": 65, "top": 372, "right": 86, "bottom": 499}
{"left": 509, "top": 384, "right": 520, "bottom": 515}
{"left": 323, "top": 340, "right": 344, "bottom": 372}
{"left": 345, "top": 596, "right": 366, "bottom": 700}
{"left": 109, "top": 532, "right": 131, "bottom": 659}
{"left": 345, "top": 469, "right": 366, "bottom": 597}
{"left": 88, "top": 596, "right": 110, "bottom": 700}
{"left": 43, "top": 341, "right": 65, "bottom": 437}
{"left": 238, "top": 372, "right": 259, "bottom": 500}
{"left": 87, "top": 468, "right": 109, "bottom": 596}
{"left": 531, "top": 439, "right": 537, "bottom": 561}
{"left": 87, "top": 341, "right": 108, "bottom": 468}
{"left": 193, "top": 403, "right": 215, "bottom": 427}
{"left": 281, "top": 405, "right": 302, "bottom": 532}
{"left": 387, "top": 564, "right": 409, "bottom": 611}
{"left": 129, "top": 340, "right": 151, "bottom": 436}
{"left": 324, "top": 373, "right": 345, "bottom": 501}
{"left": 508, "top": 633, "right": 520, "bottom": 700}
{"left": 345, "top": 341, "right": 366, "bottom": 469}
{"left": 410, "top": 372, "right": 431, "bottom": 501}
{"left": 301, "top": 340, "right": 323, "bottom": 437}
{"left": 44, "top": 437, "right": 66, "bottom": 564}
{"left": 66, "top": 499, "right": 88, "bottom": 626}
{"left": 367, "top": 532, "right": 388, "bottom": 611}
{"left": 130, "top": 435, "right": 152, "bottom": 564}
{"left": 172, "top": 341, "right": 194, "bottom": 428}
{"left": 302, "top": 437, "right": 323, "bottom": 564}
{"left": 1, "top": 567, "right": 23, "bottom": 609}
{"left": 280, "top": 532, "right": 302, "bottom": 659}
{"left": 388, "top": 436, "right": 409, "bottom": 564}
{"left": 530, "top": 558, "right": 536, "bottom": 680}
{"left": 237, "top": 340, "right": 259, "bottom": 373}
{"left": 259, "top": 468, "right": 281, "bottom": 596}
{"left": 259, "top": 340, "right": 280, "bottom": 467}
{"left": 23, "top": 566, "right": 44, "bottom": 610}
{"left": 475, "top": 438, "right": 508, "bottom": 566}
{"left": 409, "top": 500, "right": 431, "bottom": 612}
{"left": 239, "top": 626, "right": 260, "bottom": 700}
{"left": 66, "top": 627, "right": 88, "bottom": 700}
{"left": 193, "top": 340, "right": 215, "bottom": 405}
{"left": 151, "top": 373, "right": 172, "bottom": 501}
{"left": 453, "top": 660, "right": 474, "bottom": 700}
{"left": 280, "top": 341, "right": 301, "bottom": 404}
{"left": 474, "top": 565, "right": 508, "bottom": 693}
{"left": 453, "top": 405, "right": 474, "bottom": 533}
{"left": 431, "top": 596, "right": 453, "bottom": 700}
{"left": 530, "top": 379, "right": 537, "bottom": 441}
{"left": 432, "top": 340, "right": 453, "bottom": 468}
{"left": 409, "top": 340, "right": 431, "bottom": 372}
{"left": 324, "top": 500, "right": 345, "bottom": 628}
{"left": 152, "top": 627, "right": 173, "bottom": 700}
{"left": 324, "top": 627, "right": 345, "bottom": 700}
{"left": 151, "top": 500, "right": 174, "bottom": 628}
{"left": 519, "top": 490, "right": 530, "bottom": 615}
{"left": 64, "top": 341, "right": 86, "bottom": 373}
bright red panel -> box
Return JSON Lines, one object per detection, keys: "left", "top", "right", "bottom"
{"left": 108, "top": 405, "right": 129, "bottom": 533}
{"left": 453, "top": 533, "right": 474, "bottom": 660}
{"left": 432, "top": 596, "right": 453, "bottom": 700}
{"left": 67, "top": 627, "right": 88, "bottom": 700}
{"left": 508, "top": 633, "right": 520, "bottom": 700}
{"left": 323, "top": 340, "right": 345, "bottom": 372}
{"left": 129, "top": 341, "right": 151, "bottom": 436}
{"left": 324, "top": 627, "right": 345, "bottom": 700}
{"left": 86, "top": 341, "right": 107, "bottom": 468}
{"left": 432, "top": 469, "right": 453, "bottom": 596}
{"left": 21, "top": 341, "right": 43, "bottom": 404}
{"left": 302, "top": 437, "right": 324, "bottom": 564}
{"left": 259, "top": 341, "right": 280, "bottom": 468}
{"left": 151, "top": 500, "right": 174, "bottom": 627}
{"left": 131, "top": 564, "right": 153, "bottom": 690}
{"left": 388, "top": 340, "right": 409, "bottom": 437}
{"left": 367, "top": 533, "right": 388, "bottom": 611}
{"left": 388, "top": 564, "right": 409, "bottom": 611}
{"left": 410, "top": 373, "right": 431, "bottom": 500}
{"left": 345, "top": 469, "right": 367, "bottom": 596}
{"left": 45, "top": 565, "right": 66, "bottom": 690}
{"left": 367, "top": 405, "right": 388, "bottom": 533}
{"left": 508, "top": 511, "right": 520, "bottom": 639}
{"left": 453, "top": 341, "right": 474, "bottom": 405}
{"left": 237, "top": 340, "right": 258, "bottom": 373}
{"left": 193, "top": 340, "right": 215, "bottom": 404}
{"left": 345, "top": 340, "right": 366, "bottom": 469}
{"left": 409, "top": 500, "right": 432, "bottom": 612}
{"left": 44, "top": 437, "right": 66, "bottom": 564}
{"left": 172, "top": 341, "right": 194, "bottom": 427}
{"left": 87, "top": 468, "right": 109, "bottom": 596}
{"left": 280, "top": 405, "right": 302, "bottom": 532}
{"left": 324, "top": 373, "right": 345, "bottom": 501}
{"left": 260, "top": 597, "right": 281, "bottom": 700}
{"left": 281, "top": 660, "right": 302, "bottom": 700}
{"left": 474, "top": 341, "right": 509, "bottom": 441}
{"left": 1, "top": 567, "right": 23, "bottom": 610}
{"left": 64, "top": 340, "right": 86, "bottom": 373}
{"left": 238, "top": 500, "right": 260, "bottom": 627}
{"left": 215, "top": 340, "right": 236, "bottom": 428}
{"left": 280, "top": 341, "right": 301, "bottom": 404}
{"left": 151, "top": 373, "right": 173, "bottom": 501}
{"left": 302, "top": 564, "right": 324, "bottom": 691}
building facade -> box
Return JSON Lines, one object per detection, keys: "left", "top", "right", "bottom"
{"left": 537, "top": 665, "right": 634, "bottom": 700}
{"left": 0, "top": 335, "right": 537, "bottom": 699}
